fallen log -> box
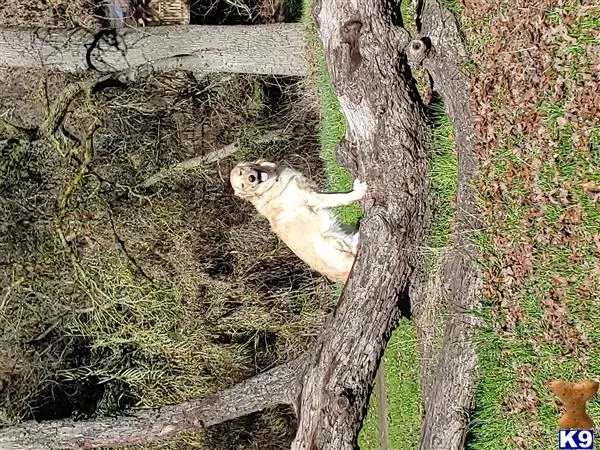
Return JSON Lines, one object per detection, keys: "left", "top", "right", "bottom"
{"left": 407, "top": 0, "right": 483, "bottom": 448}
{"left": 0, "top": 24, "right": 308, "bottom": 76}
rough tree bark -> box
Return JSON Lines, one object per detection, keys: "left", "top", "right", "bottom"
{"left": 407, "top": 0, "right": 483, "bottom": 448}
{"left": 0, "top": 25, "right": 307, "bottom": 76}
{"left": 289, "top": 0, "right": 430, "bottom": 447}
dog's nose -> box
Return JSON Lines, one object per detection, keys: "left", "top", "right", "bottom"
{"left": 248, "top": 174, "right": 256, "bottom": 183}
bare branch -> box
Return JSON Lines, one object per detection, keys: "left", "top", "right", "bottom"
{"left": 138, "top": 132, "right": 284, "bottom": 189}
{"left": 39, "top": 78, "right": 97, "bottom": 137}
{"left": 0, "top": 360, "right": 302, "bottom": 449}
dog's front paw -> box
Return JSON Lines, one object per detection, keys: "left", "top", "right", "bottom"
{"left": 352, "top": 179, "right": 368, "bottom": 199}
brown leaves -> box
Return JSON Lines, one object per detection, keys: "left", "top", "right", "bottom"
{"left": 506, "top": 364, "right": 540, "bottom": 422}
{"left": 466, "top": 0, "right": 599, "bottom": 442}
{"left": 583, "top": 181, "right": 600, "bottom": 202}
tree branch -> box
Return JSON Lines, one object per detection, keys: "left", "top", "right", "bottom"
{"left": 138, "top": 132, "right": 284, "bottom": 189}
{"left": 0, "top": 360, "right": 302, "bottom": 449}
{"left": 286, "top": 0, "right": 431, "bottom": 447}
{"left": 413, "top": 0, "right": 483, "bottom": 448}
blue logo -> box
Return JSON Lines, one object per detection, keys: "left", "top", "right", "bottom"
{"left": 559, "top": 430, "right": 594, "bottom": 449}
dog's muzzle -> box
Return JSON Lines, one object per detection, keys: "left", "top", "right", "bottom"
{"left": 249, "top": 169, "right": 269, "bottom": 184}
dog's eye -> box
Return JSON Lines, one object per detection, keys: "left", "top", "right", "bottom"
{"left": 241, "top": 183, "right": 245, "bottom": 188}
{"left": 249, "top": 175, "right": 256, "bottom": 182}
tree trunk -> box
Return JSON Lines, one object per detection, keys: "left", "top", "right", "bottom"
{"left": 407, "top": 0, "right": 483, "bottom": 448}
{"left": 288, "top": 0, "right": 431, "bottom": 448}
{"left": 0, "top": 24, "right": 307, "bottom": 76}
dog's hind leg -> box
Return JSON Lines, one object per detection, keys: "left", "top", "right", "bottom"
{"left": 341, "top": 231, "right": 360, "bottom": 255}
{"left": 350, "top": 231, "right": 360, "bottom": 254}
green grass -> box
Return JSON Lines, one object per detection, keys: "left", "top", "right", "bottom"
{"left": 468, "top": 4, "right": 600, "bottom": 448}
{"left": 359, "top": 319, "right": 424, "bottom": 450}
{"left": 428, "top": 102, "right": 458, "bottom": 249}
{"left": 470, "top": 122, "right": 600, "bottom": 450}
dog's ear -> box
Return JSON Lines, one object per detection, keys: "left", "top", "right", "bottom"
{"left": 220, "top": 160, "right": 236, "bottom": 195}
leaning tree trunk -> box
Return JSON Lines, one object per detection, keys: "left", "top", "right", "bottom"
{"left": 289, "top": 0, "right": 431, "bottom": 447}
{"left": 0, "top": 25, "right": 307, "bottom": 76}
{"left": 407, "top": 0, "right": 483, "bottom": 448}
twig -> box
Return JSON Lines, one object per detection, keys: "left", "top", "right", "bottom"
{"left": 53, "top": 120, "right": 112, "bottom": 304}
{"left": 104, "top": 197, "right": 154, "bottom": 282}
{"left": 55, "top": 121, "right": 99, "bottom": 223}
{"left": 0, "top": 116, "right": 37, "bottom": 140}
{"left": 39, "top": 79, "right": 98, "bottom": 138}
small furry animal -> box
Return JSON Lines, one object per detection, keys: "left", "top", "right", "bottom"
{"left": 230, "top": 160, "right": 367, "bottom": 283}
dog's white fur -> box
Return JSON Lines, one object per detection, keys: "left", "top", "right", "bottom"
{"left": 230, "top": 160, "right": 367, "bottom": 283}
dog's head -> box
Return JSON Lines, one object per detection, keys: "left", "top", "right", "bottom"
{"left": 229, "top": 159, "right": 279, "bottom": 200}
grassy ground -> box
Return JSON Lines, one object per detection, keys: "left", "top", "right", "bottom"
{"left": 307, "top": 1, "right": 599, "bottom": 449}
{"left": 465, "top": 1, "right": 600, "bottom": 448}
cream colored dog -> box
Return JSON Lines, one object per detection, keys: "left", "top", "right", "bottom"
{"left": 230, "top": 160, "right": 367, "bottom": 283}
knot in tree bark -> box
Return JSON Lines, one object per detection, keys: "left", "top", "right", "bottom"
{"left": 362, "top": 207, "right": 392, "bottom": 239}
{"left": 334, "top": 395, "right": 350, "bottom": 413}
{"left": 406, "top": 38, "right": 430, "bottom": 67}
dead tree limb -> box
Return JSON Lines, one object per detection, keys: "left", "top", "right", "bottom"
{"left": 0, "top": 77, "right": 101, "bottom": 143}
{"left": 0, "top": 25, "right": 307, "bottom": 76}
{"left": 138, "top": 132, "right": 284, "bottom": 189}
{"left": 0, "top": 361, "right": 301, "bottom": 450}
{"left": 407, "top": 0, "right": 483, "bottom": 448}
